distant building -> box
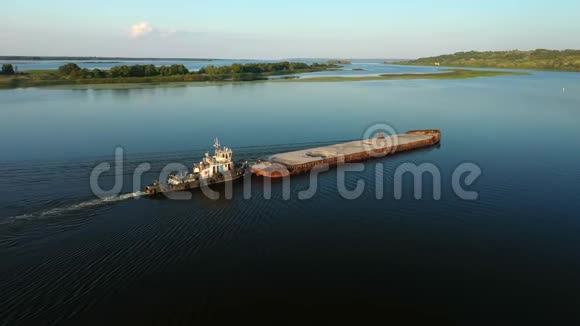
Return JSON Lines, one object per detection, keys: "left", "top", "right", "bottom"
{"left": 434, "top": 62, "right": 441, "bottom": 66}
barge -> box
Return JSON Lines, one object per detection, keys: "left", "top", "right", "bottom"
{"left": 251, "top": 130, "right": 441, "bottom": 178}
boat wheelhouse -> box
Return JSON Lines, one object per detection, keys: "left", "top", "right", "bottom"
{"left": 145, "top": 138, "right": 247, "bottom": 195}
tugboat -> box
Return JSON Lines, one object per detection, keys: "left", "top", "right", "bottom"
{"left": 144, "top": 138, "right": 248, "bottom": 196}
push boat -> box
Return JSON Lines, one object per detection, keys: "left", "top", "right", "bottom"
{"left": 144, "top": 139, "right": 248, "bottom": 196}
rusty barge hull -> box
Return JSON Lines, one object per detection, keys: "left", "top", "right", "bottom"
{"left": 251, "top": 130, "right": 441, "bottom": 178}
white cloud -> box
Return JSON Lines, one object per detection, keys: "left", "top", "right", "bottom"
{"left": 130, "top": 22, "right": 154, "bottom": 38}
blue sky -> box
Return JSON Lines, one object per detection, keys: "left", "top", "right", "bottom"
{"left": 1, "top": 0, "right": 579, "bottom": 59}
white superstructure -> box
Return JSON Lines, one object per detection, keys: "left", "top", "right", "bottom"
{"left": 167, "top": 138, "right": 235, "bottom": 185}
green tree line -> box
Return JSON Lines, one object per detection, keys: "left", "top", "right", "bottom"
{"left": 198, "top": 62, "right": 332, "bottom": 75}
{"left": 55, "top": 62, "right": 337, "bottom": 81}
{"left": 58, "top": 63, "right": 190, "bottom": 79}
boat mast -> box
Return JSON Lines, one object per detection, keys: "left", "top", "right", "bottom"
{"left": 213, "top": 137, "right": 220, "bottom": 151}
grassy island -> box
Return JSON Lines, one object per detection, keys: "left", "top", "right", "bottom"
{"left": 277, "top": 69, "right": 526, "bottom": 83}
{"left": 396, "top": 49, "right": 580, "bottom": 72}
{"left": 0, "top": 62, "right": 338, "bottom": 89}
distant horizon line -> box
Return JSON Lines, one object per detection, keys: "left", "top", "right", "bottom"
{"left": 0, "top": 55, "right": 409, "bottom": 62}
{"left": 3, "top": 48, "right": 577, "bottom": 62}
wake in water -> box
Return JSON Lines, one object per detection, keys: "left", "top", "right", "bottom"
{"left": 1, "top": 139, "right": 354, "bottom": 226}
{"left": 4, "top": 191, "right": 145, "bottom": 223}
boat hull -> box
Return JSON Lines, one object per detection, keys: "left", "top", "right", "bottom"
{"left": 144, "top": 168, "right": 246, "bottom": 196}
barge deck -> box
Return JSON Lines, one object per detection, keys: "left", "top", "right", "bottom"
{"left": 251, "top": 130, "right": 441, "bottom": 178}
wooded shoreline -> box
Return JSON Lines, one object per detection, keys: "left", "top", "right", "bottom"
{"left": 396, "top": 49, "right": 580, "bottom": 72}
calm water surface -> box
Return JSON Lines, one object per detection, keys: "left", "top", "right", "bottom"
{"left": 1, "top": 68, "right": 580, "bottom": 324}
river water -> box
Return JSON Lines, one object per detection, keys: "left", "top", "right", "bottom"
{"left": 1, "top": 62, "right": 580, "bottom": 324}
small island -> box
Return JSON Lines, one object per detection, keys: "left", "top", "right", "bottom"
{"left": 278, "top": 69, "right": 526, "bottom": 83}
{"left": 395, "top": 49, "right": 580, "bottom": 72}
{"left": 0, "top": 62, "right": 339, "bottom": 89}
{"left": 327, "top": 60, "right": 352, "bottom": 65}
